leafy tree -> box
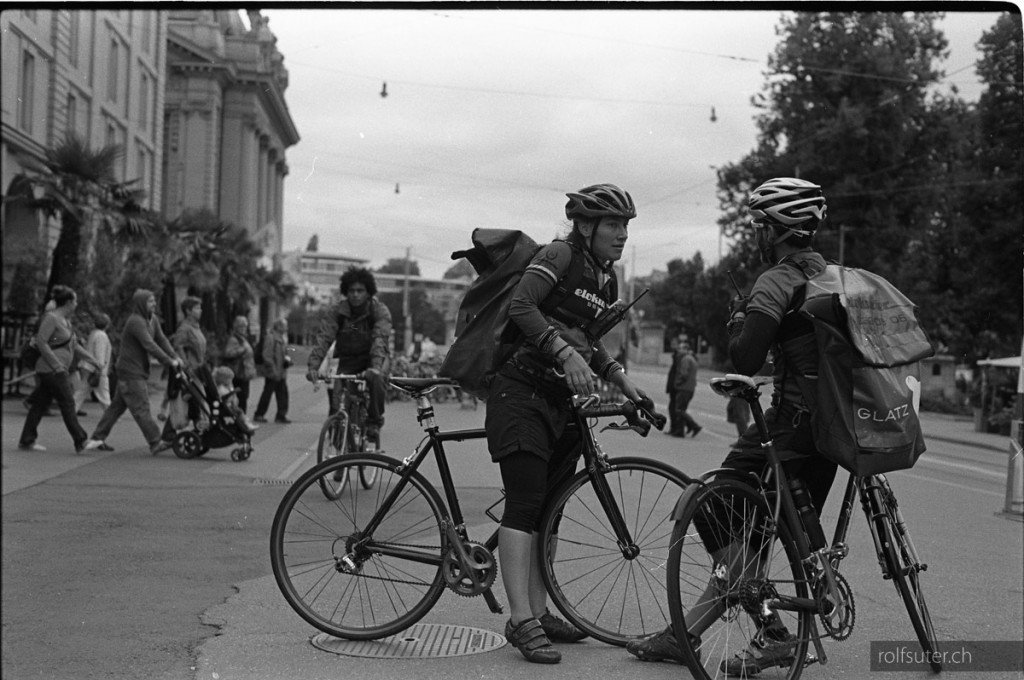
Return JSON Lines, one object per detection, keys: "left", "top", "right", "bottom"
{"left": 719, "top": 12, "right": 949, "bottom": 279}
{"left": 306, "top": 234, "right": 319, "bottom": 252}
{"left": 162, "top": 208, "right": 294, "bottom": 349}
{"left": 19, "top": 134, "right": 153, "bottom": 301}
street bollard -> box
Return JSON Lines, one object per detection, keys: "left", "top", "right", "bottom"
{"left": 1001, "top": 419, "right": 1023, "bottom": 519}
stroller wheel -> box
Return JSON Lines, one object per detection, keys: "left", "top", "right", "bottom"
{"left": 231, "top": 447, "right": 251, "bottom": 462}
{"left": 174, "top": 431, "right": 202, "bottom": 459}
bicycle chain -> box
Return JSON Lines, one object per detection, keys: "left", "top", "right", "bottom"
{"left": 816, "top": 571, "right": 856, "bottom": 641}
{"left": 334, "top": 540, "right": 444, "bottom": 587}
{"left": 336, "top": 539, "right": 498, "bottom": 596}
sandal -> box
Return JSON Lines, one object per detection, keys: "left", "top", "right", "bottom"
{"left": 505, "top": 618, "right": 561, "bottom": 664}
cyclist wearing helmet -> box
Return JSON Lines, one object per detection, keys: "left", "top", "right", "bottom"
{"left": 628, "top": 177, "right": 838, "bottom": 675}
{"left": 489, "top": 183, "right": 649, "bottom": 664}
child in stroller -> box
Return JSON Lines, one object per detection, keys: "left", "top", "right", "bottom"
{"left": 169, "top": 364, "right": 254, "bottom": 461}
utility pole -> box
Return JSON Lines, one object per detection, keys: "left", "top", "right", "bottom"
{"left": 402, "top": 247, "right": 412, "bottom": 352}
{"left": 838, "top": 224, "right": 846, "bottom": 265}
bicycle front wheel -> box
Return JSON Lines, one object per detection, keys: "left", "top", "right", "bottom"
{"left": 316, "top": 414, "right": 349, "bottom": 500}
{"left": 538, "top": 456, "right": 692, "bottom": 646}
{"left": 872, "top": 476, "right": 941, "bottom": 673}
{"left": 667, "top": 477, "right": 811, "bottom": 680}
{"left": 270, "top": 454, "right": 449, "bottom": 640}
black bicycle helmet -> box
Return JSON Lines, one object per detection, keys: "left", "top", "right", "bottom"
{"left": 565, "top": 183, "right": 636, "bottom": 221}
{"left": 748, "top": 177, "right": 826, "bottom": 237}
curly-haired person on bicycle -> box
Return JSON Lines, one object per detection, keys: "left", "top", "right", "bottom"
{"left": 627, "top": 177, "right": 838, "bottom": 675}
{"left": 307, "top": 267, "right": 393, "bottom": 444}
{"left": 488, "top": 183, "right": 650, "bottom": 664}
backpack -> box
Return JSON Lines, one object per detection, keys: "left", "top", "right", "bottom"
{"left": 439, "top": 229, "right": 587, "bottom": 400}
{"left": 791, "top": 262, "right": 934, "bottom": 476}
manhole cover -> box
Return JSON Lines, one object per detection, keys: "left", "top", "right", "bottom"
{"left": 311, "top": 623, "right": 506, "bottom": 658}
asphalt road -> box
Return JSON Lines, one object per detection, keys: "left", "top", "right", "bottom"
{"left": 2, "top": 366, "right": 1021, "bottom": 680}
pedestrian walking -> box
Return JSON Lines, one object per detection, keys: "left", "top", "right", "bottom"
{"left": 253, "top": 319, "right": 291, "bottom": 424}
{"left": 670, "top": 342, "right": 702, "bottom": 437}
{"left": 73, "top": 312, "right": 113, "bottom": 414}
{"left": 84, "top": 289, "right": 182, "bottom": 455}
{"left": 664, "top": 335, "right": 681, "bottom": 435}
{"left": 17, "top": 285, "right": 96, "bottom": 453}
{"left": 221, "top": 315, "right": 257, "bottom": 413}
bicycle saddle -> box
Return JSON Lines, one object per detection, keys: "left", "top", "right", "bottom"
{"left": 390, "top": 376, "right": 459, "bottom": 394}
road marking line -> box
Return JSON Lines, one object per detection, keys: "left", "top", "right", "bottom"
{"left": 916, "top": 456, "right": 1003, "bottom": 479}
{"left": 276, "top": 449, "right": 312, "bottom": 481}
{"left": 896, "top": 470, "right": 1003, "bottom": 498}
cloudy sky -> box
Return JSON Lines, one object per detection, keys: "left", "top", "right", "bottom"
{"left": 261, "top": 6, "right": 1006, "bottom": 280}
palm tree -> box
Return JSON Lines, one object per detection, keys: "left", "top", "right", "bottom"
{"left": 19, "top": 134, "right": 153, "bottom": 301}
{"left": 164, "top": 208, "right": 296, "bottom": 347}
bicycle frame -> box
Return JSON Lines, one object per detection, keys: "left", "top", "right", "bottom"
{"left": 341, "top": 379, "right": 671, "bottom": 608}
{"left": 704, "top": 374, "right": 933, "bottom": 668}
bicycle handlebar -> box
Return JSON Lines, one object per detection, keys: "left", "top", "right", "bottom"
{"left": 575, "top": 397, "right": 666, "bottom": 437}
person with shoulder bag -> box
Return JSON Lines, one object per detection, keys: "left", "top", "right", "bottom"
{"left": 487, "top": 183, "right": 650, "bottom": 664}
{"left": 18, "top": 286, "right": 97, "bottom": 453}
{"left": 627, "top": 178, "right": 835, "bottom": 674}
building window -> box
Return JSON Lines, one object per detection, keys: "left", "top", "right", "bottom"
{"left": 932, "top": 363, "right": 942, "bottom": 377}
{"left": 106, "top": 121, "right": 117, "bottom": 147}
{"left": 69, "top": 11, "right": 81, "bottom": 67}
{"left": 107, "top": 39, "right": 119, "bottom": 102}
{"left": 138, "top": 72, "right": 149, "bottom": 130}
{"left": 19, "top": 51, "right": 35, "bottom": 133}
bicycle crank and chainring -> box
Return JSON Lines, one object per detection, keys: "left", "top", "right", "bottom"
{"left": 815, "top": 571, "right": 856, "bottom": 640}
{"left": 442, "top": 541, "right": 497, "bottom": 597}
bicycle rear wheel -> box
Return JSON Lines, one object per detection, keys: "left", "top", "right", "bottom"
{"left": 871, "top": 476, "right": 941, "bottom": 673}
{"left": 316, "top": 414, "right": 349, "bottom": 500}
{"left": 270, "top": 454, "right": 449, "bottom": 640}
{"left": 538, "top": 457, "right": 691, "bottom": 646}
{"left": 667, "top": 477, "right": 811, "bottom": 680}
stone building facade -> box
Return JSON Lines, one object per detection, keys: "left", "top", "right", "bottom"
{"left": 1, "top": 8, "right": 298, "bottom": 339}
{"left": 1, "top": 8, "right": 167, "bottom": 289}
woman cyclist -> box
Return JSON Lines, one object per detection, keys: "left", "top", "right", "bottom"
{"left": 487, "top": 183, "right": 650, "bottom": 664}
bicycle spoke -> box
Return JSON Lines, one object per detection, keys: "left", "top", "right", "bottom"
{"left": 270, "top": 456, "right": 448, "bottom": 640}
{"left": 540, "top": 458, "right": 690, "bottom": 646}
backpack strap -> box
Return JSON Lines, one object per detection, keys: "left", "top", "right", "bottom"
{"left": 538, "top": 239, "right": 588, "bottom": 316}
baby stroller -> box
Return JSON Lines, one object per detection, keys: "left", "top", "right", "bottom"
{"left": 168, "top": 365, "right": 253, "bottom": 462}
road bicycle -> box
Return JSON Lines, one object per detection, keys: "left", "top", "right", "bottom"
{"left": 666, "top": 374, "right": 940, "bottom": 679}
{"left": 270, "top": 375, "right": 693, "bottom": 644}
{"left": 315, "top": 373, "right": 378, "bottom": 499}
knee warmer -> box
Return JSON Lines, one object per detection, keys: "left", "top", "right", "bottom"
{"left": 501, "top": 488, "right": 546, "bottom": 533}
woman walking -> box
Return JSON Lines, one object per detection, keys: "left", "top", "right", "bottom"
{"left": 18, "top": 286, "right": 96, "bottom": 453}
